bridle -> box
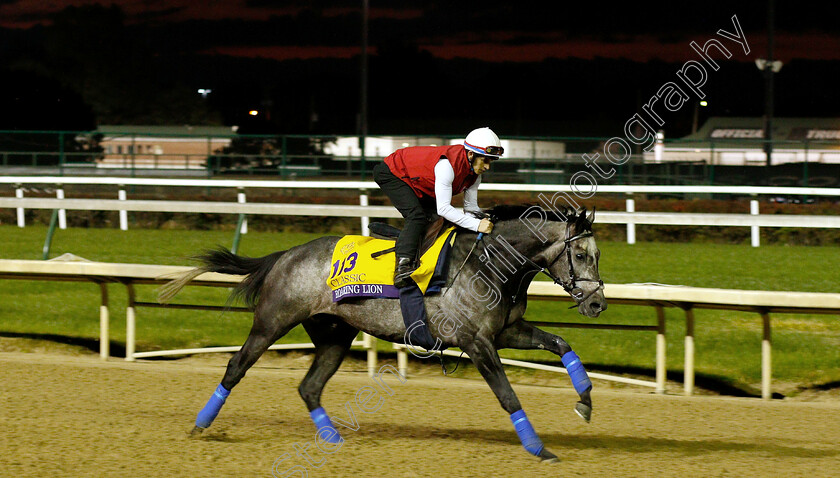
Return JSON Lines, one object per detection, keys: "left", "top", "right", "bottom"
{"left": 536, "top": 221, "right": 604, "bottom": 303}
{"left": 481, "top": 220, "right": 604, "bottom": 305}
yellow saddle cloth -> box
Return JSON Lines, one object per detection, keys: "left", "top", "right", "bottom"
{"left": 327, "top": 227, "right": 456, "bottom": 302}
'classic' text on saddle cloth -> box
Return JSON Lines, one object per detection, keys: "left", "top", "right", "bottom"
{"left": 327, "top": 227, "right": 456, "bottom": 302}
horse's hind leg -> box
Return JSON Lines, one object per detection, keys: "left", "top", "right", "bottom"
{"left": 298, "top": 315, "right": 360, "bottom": 443}
{"left": 298, "top": 315, "right": 359, "bottom": 410}
{"left": 494, "top": 320, "right": 592, "bottom": 422}
{"left": 191, "top": 302, "right": 307, "bottom": 436}
{"left": 464, "top": 334, "right": 559, "bottom": 463}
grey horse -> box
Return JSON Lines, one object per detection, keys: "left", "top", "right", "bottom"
{"left": 161, "top": 205, "right": 606, "bottom": 463}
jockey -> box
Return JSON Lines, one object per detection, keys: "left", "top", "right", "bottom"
{"left": 373, "top": 127, "right": 502, "bottom": 288}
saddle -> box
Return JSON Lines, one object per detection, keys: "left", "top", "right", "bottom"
{"left": 368, "top": 217, "right": 449, "bottom": 259}
{"left": 327, "top": 225, "right": 456, "bottom": 301}
{"left": 330, "top": 219, "right": 458, "bottom": 350}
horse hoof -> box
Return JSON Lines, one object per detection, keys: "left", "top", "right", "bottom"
{"left": 574, "top": 401, "right": 592, "bottom": 423}
{"left": 539, "top": 449, "right": 559, "bottom": 464}
{"left": 189, "top": 426, "right": 205, "bottom": 438}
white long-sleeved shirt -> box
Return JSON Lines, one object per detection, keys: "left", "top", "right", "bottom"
{"left": 433, "top": 159, "right": 482, "bottom": 231}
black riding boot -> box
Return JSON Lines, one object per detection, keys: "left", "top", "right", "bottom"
{"left": 394, "top": 256, "right": 417, "bottom": 289}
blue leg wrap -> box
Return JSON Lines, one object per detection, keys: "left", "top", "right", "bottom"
{"left": 309, "top": 407, "right": 343, "bottom": 444}
{"left": 195, "top": 383, "right": 230, "bottom": 428}
{"left": 510, "top": 410, "right": 544, "bottom": 456}
{"left": 562, "top": 351, "right": 593, "bottom": 394}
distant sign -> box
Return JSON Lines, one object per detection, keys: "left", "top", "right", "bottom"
{"left": 709, "top": 129, "right": 764, "bottom": 139}
{"left": 711, "top": 127, "right": 840, "bottom": 141}
{"left": 786, "top": 128, "right": 840, "bottom": 140}
{"left": 804, "top": 129, "right": 840, "bottom": 140}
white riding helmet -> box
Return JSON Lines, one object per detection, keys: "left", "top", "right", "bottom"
{"left": 464, "top": 127, "right": 504, "bottom": 158}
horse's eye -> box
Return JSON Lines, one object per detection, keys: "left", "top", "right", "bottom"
{"left": 575, "top": 253, "right": 585, "bottom": 261}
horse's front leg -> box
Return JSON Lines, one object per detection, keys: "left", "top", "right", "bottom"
{"left": 464, "top": 334, "right": 559, "bottom": 463}
{"left": 495, "top": 320, "right": 593, "bottom": 422}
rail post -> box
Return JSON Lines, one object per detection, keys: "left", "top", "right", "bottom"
{"left": 750, "top": 198, "right": 760, "bottom": 247}
{"left": 237, "top": 188, "right": 248, "bottom": 234}
{"left": 396, "top": 343, "right": 408, "bottom": 377}
{"left": 655, "top": 306, "right": 667, "bottom": 394}
{"left": 363, "top": 333, "right": 377, "bottom": 378}
{"left": 231, "top": 188, "right": 247, "bottom": 254}
{"left": 761, "top": 311, "right": 772, "bottom": 400}
{"left": 57, "top": 186, "right": 67, "bottom": 229}
{"left": 99, "top": 283, "right": 110, "bottom": 360}
{"left": 118, "top": 187, "right": 128, "bottom": 230}
{"left": 15, "top": 186, "right": 24, "bottom": 227}
{"left": 626, "top": 195, "right": 636, "bottom": 245}
{"left": 359, "top": 189, "right": 370, "bottom": 236}
{"left": 125, "top": 283, "right": 136, "bottom": 361}
{"left": 683, "top": 306, "right": 695, "bottom": 396}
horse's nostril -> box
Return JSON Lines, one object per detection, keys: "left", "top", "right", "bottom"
{"left": 590, "top": 302, "right": 602, "bottom": 312}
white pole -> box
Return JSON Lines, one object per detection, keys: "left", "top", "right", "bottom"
{"left": 750, "top": 199, "right": 760, "bottom": 247}
{"left": 118, "top": 188, "right": 128, "bottom": 231}
{"left": 99, "top": 283, "right": 109, "bottom": 360}
{"left": 363, "top": 333, "right": 377, "bottom": 377}
{"left": 57, "top": 188, "right": 67, "bottom": 229}
{"left": 396, "top": 343, "right": 408, "bottom": 377}
{"left": 626, "top": 197, "right": 636, "bottom": 245}
{"left": 360, "top": 191, "right": 370, "bottom": 236}
{"left": 684, "top": 308, "right": 695, "bottom": 396}
{"left": 16, "top": 188, "right": 24, "bottom": 227}
{"left": 238, "top": 190, "right": 248, "bottom": 234}
{"left": 125, "top": 284, "right": 135, "bottom": 361}
{"left": 762, "top": 313, "right": 772, "bottom": 400}
{"left": 656, "top": 306, "right": 666, "bottom": 394}
{"left": 654, "top": 131, "right": 664, "bottom": 163}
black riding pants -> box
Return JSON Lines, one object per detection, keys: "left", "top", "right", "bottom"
{"left": 373, "top": 162, "right": 437, "bottom": 259}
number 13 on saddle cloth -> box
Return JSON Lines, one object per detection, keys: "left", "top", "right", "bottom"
{"left": 326, "top": 227, "right": 457, "bottom": 302}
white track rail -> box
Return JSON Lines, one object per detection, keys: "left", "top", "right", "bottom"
{"left": 4, "top": 177, "right": 840, "bottom": 247}
{"left": 2, "top": 176, "right": 840, "bottom": 197}
{"left": 2, "top": 259, "right": 839, "bottom": 399}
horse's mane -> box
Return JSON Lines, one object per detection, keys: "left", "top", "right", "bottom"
{"left": 471, "top": 204, "right": 592, "bottom": 232}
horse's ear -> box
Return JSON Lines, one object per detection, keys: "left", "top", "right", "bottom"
{"left": 574, "top": 207, "right": 588, "bottom": 230}
{"left": 588, "top": 207, "right": 596, "bottom": 224}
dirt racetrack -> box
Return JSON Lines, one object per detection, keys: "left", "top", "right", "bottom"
{"left": 1, "top": 351, "right": 839, "bottom": 478}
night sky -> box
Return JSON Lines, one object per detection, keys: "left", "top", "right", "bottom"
{"left": 4, "top": 0, "right": 840, "bottom": 62}
{"left": 1, "top": 1, "right": 839, "bottom": 136}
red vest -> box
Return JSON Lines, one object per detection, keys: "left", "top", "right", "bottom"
{"left": 384, "top": 144, "right": 478, "bottom": 198}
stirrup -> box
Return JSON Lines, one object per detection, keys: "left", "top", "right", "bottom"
{"left": 394, "top": 258, "right": 417, "bottom": 288}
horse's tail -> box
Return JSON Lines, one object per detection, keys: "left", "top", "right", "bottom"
{"left": 158, "top": 247, "right": 287, "bottom": 308}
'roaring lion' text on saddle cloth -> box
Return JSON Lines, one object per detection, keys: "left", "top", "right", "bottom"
{"left": 327, "top": 227, "right": 457, "bottom": 302}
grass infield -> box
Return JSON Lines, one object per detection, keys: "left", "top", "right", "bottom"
{"left": 1, "top": 224, "right": 839, "bottom": 395}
